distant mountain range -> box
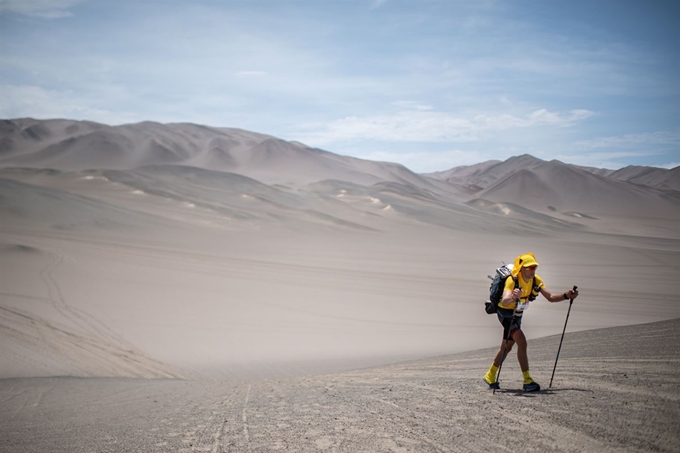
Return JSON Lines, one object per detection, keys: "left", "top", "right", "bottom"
{"left": 425, "top": 154, "right": 680, "bottom": 192}
{"left": 1, "top": 118, "right": 679, "bottom": 235}
{"left": 424, "top": 154, "right": 680, "bottom": 217}
{"left": 0, "top": 118, "right": 429, "bottom": 188}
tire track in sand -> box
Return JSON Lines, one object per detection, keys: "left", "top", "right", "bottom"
{"left": 0, "top": 246, "right": 184, "bottom": 379}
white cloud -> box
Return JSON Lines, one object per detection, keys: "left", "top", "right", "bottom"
{"left": 573, "top": 131, "right": 680, "bottom": 149}
{"left": 297, "top": 108, "right": 595, "bottom": 146}
{"left": 552, "top": 151, "right": 657, "bottom": 170}
{"left": 474, "top": 109, "right": 594, "bottom": 130}
{"left": 344, "top": 149, "right": 491, "bottom": 173}
{"left": 0, "top": 84, "right": 139, "bottom": 124}
{"left": 660, "top": 162, "right": 680, "bottom": 170}
{"left": 298, "top": 112, "right": 477, "bottom": 145}
{"left": 0, "top": 0, "right": 87, "bottom": 18}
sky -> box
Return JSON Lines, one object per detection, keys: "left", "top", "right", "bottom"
{"left": 1, "top": 0, "right": 678, "bottom": 172}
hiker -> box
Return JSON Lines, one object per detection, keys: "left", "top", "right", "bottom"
{"left": 483, "top": 253, "right": 579, "bottom": 391}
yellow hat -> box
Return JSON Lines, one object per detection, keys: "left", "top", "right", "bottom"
{"left": 512, "top": 253, "right": 539, "bottom": 276}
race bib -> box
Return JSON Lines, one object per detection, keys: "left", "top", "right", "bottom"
{"left": 516, "top": 301, "right": 530, "bottom": 312}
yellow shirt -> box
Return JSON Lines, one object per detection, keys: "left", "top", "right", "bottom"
{"left": 500, "top": 273, "right": 544, "bottom": 310}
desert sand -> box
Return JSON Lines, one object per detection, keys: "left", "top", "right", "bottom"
{"left": 1, "top": 119, "right": 679, "bottom": 451}
{"left": 2, "top": 319, "right": 679, "bottom": 452}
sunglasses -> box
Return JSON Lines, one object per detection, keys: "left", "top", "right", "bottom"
{"left": 525, "top": 265, "right": 537, "bottom": 270}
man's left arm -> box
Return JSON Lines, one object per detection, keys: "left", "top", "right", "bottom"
{"left": 540, "top": 287, "right": 579, "bottom": 303}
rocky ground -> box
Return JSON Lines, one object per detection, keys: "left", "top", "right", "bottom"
{"left": 2, "top": 318, "right": 679, "bottom": 453}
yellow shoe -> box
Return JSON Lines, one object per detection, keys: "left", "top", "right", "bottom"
{"left": 484, "top": 366, "right": 499, "bottom": 389}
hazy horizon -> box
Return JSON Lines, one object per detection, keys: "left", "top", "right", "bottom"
{"left": 3, "top": 117, "right": 679, "bottom": 174}
{"left": 1, "top": 0, "right": 678, "bottom": 172}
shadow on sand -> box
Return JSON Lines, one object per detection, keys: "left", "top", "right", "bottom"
{"left": 496, "top": 387, "right": 592, "bottom": 397}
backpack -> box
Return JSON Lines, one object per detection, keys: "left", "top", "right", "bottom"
{"left": 484, "top": 263, "right": 538, "bottom": 314}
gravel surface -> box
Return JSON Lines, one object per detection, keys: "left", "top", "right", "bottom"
{"left": 2, "top": 318, "right": 679, "bottom": 453}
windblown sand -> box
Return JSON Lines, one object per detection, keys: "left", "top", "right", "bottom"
{"left": 2, "top": 224, "right": 678, "bottom": 381}
{"left": 2, "top": 319, "right": 679, "bottom": 452}
{"left": 1, "top": 222, "right": 679, "bottom": 452}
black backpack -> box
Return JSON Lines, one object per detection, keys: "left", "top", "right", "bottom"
{"left": 485, "top": 263, "right": 537, "bottom": 314}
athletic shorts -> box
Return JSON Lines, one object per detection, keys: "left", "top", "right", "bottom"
{"left": 497, "top": 307, "right": 522, "bottom": 340}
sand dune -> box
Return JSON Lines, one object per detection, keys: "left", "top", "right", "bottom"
{"left": 608, "top": 164, "right": 680, "bottom": 190}
{"left": 2, "top": 166, "right": 679, "bottom": 381}
{"left": 0, "top": 176, "right": 172, "bottom": 233}
{"left": 0, "top": 119, "right": 433, "bottom": 188}
{"left": 4, "top": 119, "right": 678, "bottom": 223}
{"left": 428, "top": 153, "right": 680, "bottom": 194}
{"left": 474, "top": 160, "right": 680, "bottom": 218}
{"left": 1, "top": 319, "right": 678, "bottom": 452}
{"left": 427, "top": 155, "right": 544, "bottom": 189}
{"left": 1, "top": 119, "right": 679, "bottom": 395}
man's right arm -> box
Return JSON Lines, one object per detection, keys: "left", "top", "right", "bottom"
{"left": 499, "top": 288, "right": 521, "bottom": 309}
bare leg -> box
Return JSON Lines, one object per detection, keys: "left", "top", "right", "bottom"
{"left": 493, "top": 339, "right": 515, "bottom": 367}
{"left": 513, "top": 329, "right": 529, "bottom": 372}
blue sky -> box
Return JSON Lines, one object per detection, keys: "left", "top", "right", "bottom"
{"left": 1, "top": 0, "right": 678, "bottom": 172}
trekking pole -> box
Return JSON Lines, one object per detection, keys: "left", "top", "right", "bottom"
{"left": 549, "top": 285, "right": 578, "bottom": 388}
{"left": 493, "top": 321, "right": 513, "bottom": 395}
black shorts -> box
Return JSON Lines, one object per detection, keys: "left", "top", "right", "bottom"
{"left": 497, "top": 307, "right": 522, "bottom": 341}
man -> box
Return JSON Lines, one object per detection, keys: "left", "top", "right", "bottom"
{"left": 483, "top": 253, "right": 579, "bottom": 391}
